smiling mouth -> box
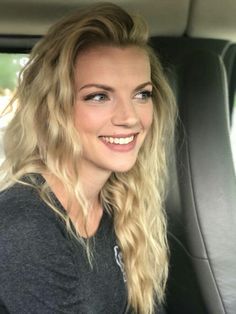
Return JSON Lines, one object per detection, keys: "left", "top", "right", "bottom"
{"left": 100, "top": 134, "right": 136, "bottom": 145}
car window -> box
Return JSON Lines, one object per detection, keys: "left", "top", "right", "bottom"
{"left": 0, "top": 53, "right": 29, "bottom": 162}
{"left": 231, "top": 95, "right": 236, "bottom": 172}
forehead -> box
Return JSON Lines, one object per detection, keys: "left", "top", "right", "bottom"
{"left": 74, "top": 45, "right": 151, "bottom": 85}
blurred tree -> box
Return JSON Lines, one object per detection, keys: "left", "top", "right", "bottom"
{"left": 0, "top": 53, "right": 28, "bottom": 90}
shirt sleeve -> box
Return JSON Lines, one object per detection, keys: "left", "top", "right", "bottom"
{"left": 0, "top": 206, "right": 81, "bottom": 314}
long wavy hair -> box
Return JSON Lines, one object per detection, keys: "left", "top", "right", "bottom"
{"left": 0, "top": 3, "right": 176, "bottom": 313}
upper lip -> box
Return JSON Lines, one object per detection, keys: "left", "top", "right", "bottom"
{"left": 99, "top": 133, "right": 138, "bottom": 138}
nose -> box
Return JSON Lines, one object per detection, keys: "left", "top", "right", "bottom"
{"left": 111, "top": 98, "right": 140, "bottom": 128}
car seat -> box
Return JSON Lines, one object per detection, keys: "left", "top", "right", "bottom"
{"left": 151, "top": 38, "right": 236, "bottom": 314}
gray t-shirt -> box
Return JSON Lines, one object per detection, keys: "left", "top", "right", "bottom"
{"left": 0, "top": 175, "right": 130, "bottom": 314}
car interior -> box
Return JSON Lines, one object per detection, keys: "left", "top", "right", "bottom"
{"left": 0, "top": 0, "right": 235, "bottom": 313}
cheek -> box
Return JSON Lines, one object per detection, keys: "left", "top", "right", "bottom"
{"left": 139, "top": 104, "right": 153, "bottom": 131}
{"left": 74, "top": 105, "right": 105, "bottom": 134}
{"left": 74, "top": 111, "right": 91, "bottom": 133}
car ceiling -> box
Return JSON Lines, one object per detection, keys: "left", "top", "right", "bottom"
{"left": 0, "top": 0, "right": 236, "bottom": 42}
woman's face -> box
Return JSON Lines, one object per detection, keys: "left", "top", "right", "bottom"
{"left": 74, "top": 45, "right": 153, "bottom": 175}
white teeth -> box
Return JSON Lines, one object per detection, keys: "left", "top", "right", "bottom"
{"left": 102, "top": 135, "right": 134, "bottom": 145}
{"left": 109, "top": 137, "right": 114, "bottom": 143}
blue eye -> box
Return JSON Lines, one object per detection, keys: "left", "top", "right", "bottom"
{"left": 135, "top": 90, "right": 153, "bottom": 100}
{"left": 84, "top": 93, "right": 108, "bottom": 102}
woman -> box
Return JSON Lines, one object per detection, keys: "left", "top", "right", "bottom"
{"left": 0, "top": 3, "right": 176, "bottom": 314}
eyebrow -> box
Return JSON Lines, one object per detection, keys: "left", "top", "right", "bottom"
{"left": 78, "top": 81, "right": 153, "bottom": 92}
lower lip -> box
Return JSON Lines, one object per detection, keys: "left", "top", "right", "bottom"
{"left": 100, "top": 136, "right": 138, "bottom": 152}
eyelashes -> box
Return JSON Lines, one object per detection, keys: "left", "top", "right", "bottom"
{"left": 83, "top": 90, "right": 153, "bottom": 103}
{"left": 83, "top": 93, "right": 109, "bottom": 102}
{"left": 135, "top": 90, "right": 153, "bottom": 100}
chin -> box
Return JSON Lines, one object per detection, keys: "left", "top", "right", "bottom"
{"left": 111, "top": 161, "right": 137, "bottom": 173}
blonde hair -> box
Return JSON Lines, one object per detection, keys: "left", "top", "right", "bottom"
{"left": 0, "top": 3, "right": 176, "bottom": 313}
